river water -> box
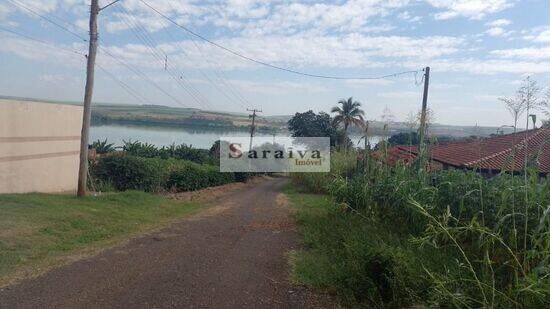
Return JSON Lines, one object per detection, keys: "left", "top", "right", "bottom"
{"left": 90, "top": 124, "right": 382, "bottom": 149}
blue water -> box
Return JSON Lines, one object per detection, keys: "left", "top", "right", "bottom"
{"left": 90, "top": 124, "right": 382, "bottom": 149}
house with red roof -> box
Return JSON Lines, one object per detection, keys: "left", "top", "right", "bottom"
{"left": 381, "top": 128, "right": 550, "bottom": 177}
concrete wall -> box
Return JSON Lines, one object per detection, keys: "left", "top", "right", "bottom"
{"left": 0, "top": 99, "right": 83, "bottom": 194}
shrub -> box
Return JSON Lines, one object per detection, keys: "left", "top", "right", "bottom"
{"left": 234, "top": 172, "right": 251, "bottom": 183}
{"left": 91, "top": 155, "right": 169, "bottom": 192}
{"left": 122, "top": 140, "right": 212, "bottom": 164}
{"left": 91, "top": 151, "right": 240, "bottom": 193}
{"left": 90, "top": 139, "right": 115, "bottom": 154}
{"left": 122, "top": 140, "right": 159, "bottom": 158}
{"left": 166, "top": 162, "right": 235, "bottom": 192}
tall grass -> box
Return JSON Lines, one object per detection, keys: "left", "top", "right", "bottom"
{"left": 290, "top": 151, "right": 357, "bottom": 193}
{"left": 290, "top": 151, "right": 549, "bottom": 307}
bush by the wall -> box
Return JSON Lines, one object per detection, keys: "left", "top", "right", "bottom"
{"left": 166, "top": 162, "right": 234, "bottom": 192}
{"left": 122, "top": 140, "right": 211, "bottom": 164}
{"left": 91, "top": 155, "right": 236, "bottom": 192}
{"left": 91, "top": 155, "right": 169, "bottom": 192}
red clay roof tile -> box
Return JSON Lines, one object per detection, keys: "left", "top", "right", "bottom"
{"left": 384, "top": 128, "right": 550, "bottom": 173}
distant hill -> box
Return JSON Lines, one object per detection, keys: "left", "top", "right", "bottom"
{"left": 0, "top": 95, "right": 511, "bottom": 137}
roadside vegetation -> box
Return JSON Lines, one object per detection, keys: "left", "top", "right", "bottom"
{"left": 289, "top": 154, "right": 549, "bottom": 308}
{"left": 89, "top": 140, "right": 250, "bottom": 193}
{"left": 0, "top": 192, "right": 202, "bottom": 284}
{"left": 287, "top": 87, "right": 549, "bottom": 308}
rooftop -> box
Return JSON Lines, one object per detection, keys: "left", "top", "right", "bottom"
{"left": 383, "top": 128, "right": 550, "bottom": 174}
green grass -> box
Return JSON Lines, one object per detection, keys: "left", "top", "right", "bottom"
{"left": 285, "top": 185, "right": 456, "bottom": 308}
{"left": 0, "top": 191, "right": 203, "bottom": 283}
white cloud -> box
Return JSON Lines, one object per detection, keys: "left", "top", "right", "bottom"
{"left": 426, "top": 0, "right": 514, "bottom": 20}
{"left": 107, "top": 0, "right": 412, "bottom": 36}
{"left": 415, "top": 58, "right": 550, "bottom": 74}
{"left": 0, "top": 32, "right": 85, "bottom": 67}
{"left": 533, "top": 29, "right": 550, "bottom": 43}
{"left": 92, "top": 32, "right": 464, "bottom": 72}
{"left": 491, "top": 46, "right": 550, "bottom": 60}
{"left": 345, "top": 79, "right": 394, "bottom": 87}
{"left": 485, "top": 18, "right": 511, "bottom": 27}
{"left": 484, "top": 18, "right": 513, "bottom": 37}
{"left": 0, "top": 3, "right": 13, "bottom": 21}
{"left": 14, "top": 0, "right": 58, "bottom": 14}
{"left": 377, "top": 91, "right": 420, "bottom": 100}
{"left": 485, "top": 27, "right": 508, "bottom": 37}
{"left": 105, "top": 12, "right": 169, "bottom": 33}
{"left": 397, "top": 11, "right": 422, "bottom": 22}
{"left": 228, "top": 79, "right": 329, "bottom": 95}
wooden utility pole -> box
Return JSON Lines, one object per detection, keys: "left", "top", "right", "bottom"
{"left": 77, "top": 0, "right": 99, "bottom": 197}
{"left": 363, "top": 121, "right": 370, "bottom": 174}
{"left": 418, "top": 66, "right": 430, "bottom": 165}
{"left": 247, "top": 108, "right": 262, "bottom": 150}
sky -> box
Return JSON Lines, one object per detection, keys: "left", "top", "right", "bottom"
{"left": 0, "top": 0, "right": 549, "bottom": 127}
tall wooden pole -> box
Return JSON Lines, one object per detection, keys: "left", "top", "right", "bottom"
{"left": 418, "top": 66, "right": 430, "bottom": 165}
{"left": 77, "top": 0, "right": 99, "bottom": 197}
{"left": 247, "top": 108, "right": 261, "bottom": 150}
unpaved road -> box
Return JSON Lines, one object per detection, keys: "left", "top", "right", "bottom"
{"left": 0, "top": 177, "right": 332, "bottom": 308}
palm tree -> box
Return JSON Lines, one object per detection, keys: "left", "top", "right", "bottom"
{"left": 331, "top": 97, "right": 365, "bottom": 150}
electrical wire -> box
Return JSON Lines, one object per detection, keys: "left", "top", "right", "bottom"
{"left": 7, "top": 0, "right": 87, "bottom": 42}
{"left": 163, "top": 0, "right": 252, "bottom": 110}
{"left": 114, "top": 7, "right": 210, "bottom": 109}
{"left": 5, "top": 0, "right": 195, "bottom": 109}
{"left": 0, "top": 25, "right": 84, "bottom": 56}
{"left": 0, "top": 26, "right": 149, "bottom": 105}
{"left": 139, "top": 0, "right": 420, "bottom": 81}
{"left": 162, "top": 24, "right": 249, "bottom": 110}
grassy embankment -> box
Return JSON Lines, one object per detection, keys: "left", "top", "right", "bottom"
{"left": 0, "top": 192, "right": 202, "bottom": 284}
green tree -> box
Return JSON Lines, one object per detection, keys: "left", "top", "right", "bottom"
{"left": 331, "top": 97, "right": 365, "bottom": 150}
{"left": 387, "top": 132, "right": 420, "bottom": 146}
{"left": 287, "top": 110, "right": 350, "bottom": 149}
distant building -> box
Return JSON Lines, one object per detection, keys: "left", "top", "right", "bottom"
{"left": 381, "top": 128, "right": 550, "bottom": 177}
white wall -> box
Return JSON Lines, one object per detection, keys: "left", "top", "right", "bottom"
{"left": 0, "top": 99, "right": 83, "bottom": 194}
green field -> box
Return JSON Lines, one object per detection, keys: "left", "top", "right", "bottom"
{"left": 0, "top": 192, "right": 203, "bottom": 285}
{"left": 91, "top": 103, "right": 287, "bottom": 133}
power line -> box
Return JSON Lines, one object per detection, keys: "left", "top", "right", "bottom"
{"left": 114, "top": 6, "right": 210, "bottom": 109}
{"left": 5, "top": 0, "right": 194, "bottom": 109}
{"left": 96, "top": 63, "right": 148, "bottom": 104}
{"left": 162, "top": 24, "right": 249, "bottom": 110}
{"left": 0, "top": 26, "right": 150, "bottom": 105}
{"left": 163, "top": 0, "right": 252, "bottom": 110}
{"left": 98, "top": 45, "right": 187, "bottom": 107}
{"left": 0, "top": 26, "right": 84, "bottom": 56}
{"left": 7, "top": 0, "right": 87, "bottom": 42}
{"left": 139, "top": 0, "right": 420, "bottom": 81}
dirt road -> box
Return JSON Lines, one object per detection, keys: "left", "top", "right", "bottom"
{"left": 0, "top": 177, "right": 331, "bottom": 308}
